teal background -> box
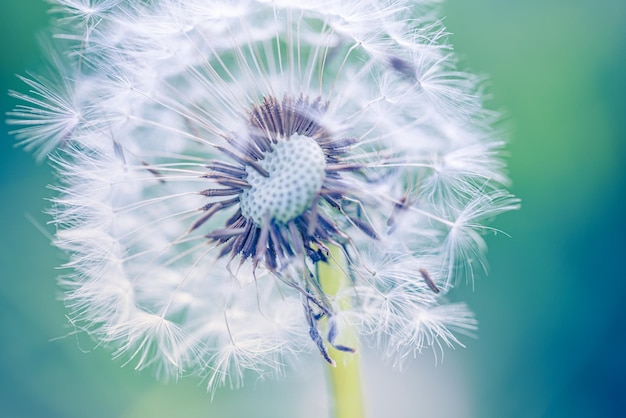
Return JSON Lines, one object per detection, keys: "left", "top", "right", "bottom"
{"left": 1, "top": 1, "right": 624, "bottom": 417}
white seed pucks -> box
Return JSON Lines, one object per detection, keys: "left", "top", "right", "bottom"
{"left": 240, "top": 135, "right": 326, "bottom": 225}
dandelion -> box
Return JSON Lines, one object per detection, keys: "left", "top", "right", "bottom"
{"left": 9, "top": 0, "right": 519, "bottom": 415}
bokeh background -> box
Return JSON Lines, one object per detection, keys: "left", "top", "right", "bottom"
{"left": 1, "top": 1, "right": 624, "bottom": 417}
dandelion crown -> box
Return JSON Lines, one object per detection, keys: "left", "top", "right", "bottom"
{"left": 9, "top": 0, "right": 518, "bottom": 390}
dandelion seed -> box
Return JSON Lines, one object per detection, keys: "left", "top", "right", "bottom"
{"left": 419, "top": 268, "right": 440, "bottom": 294}
{"left": 9, "top": 0, "right": 518, "bottom": 396}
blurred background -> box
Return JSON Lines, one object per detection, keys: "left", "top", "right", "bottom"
{"left": 1, "top": 1, "right": 624, "bottom": 417}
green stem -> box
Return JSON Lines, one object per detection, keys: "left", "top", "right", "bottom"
{"left": 318, "top": 246, "right": 365, "bottom": 418}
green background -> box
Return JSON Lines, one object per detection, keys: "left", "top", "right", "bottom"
{"left": 1, "top": 1, "right": 624, "bottom": 417}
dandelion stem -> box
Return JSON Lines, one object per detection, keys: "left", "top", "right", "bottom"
{"left": 318, "top": 245, "right": 365, "bottom": 418}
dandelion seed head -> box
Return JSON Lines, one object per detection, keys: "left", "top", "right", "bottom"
{"left": 10, "top": 0, "right": 519, "bottom": 387}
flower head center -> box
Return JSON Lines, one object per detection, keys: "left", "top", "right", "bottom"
{"left": 240, "top": 134, "right": 326, "bottom": 225}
